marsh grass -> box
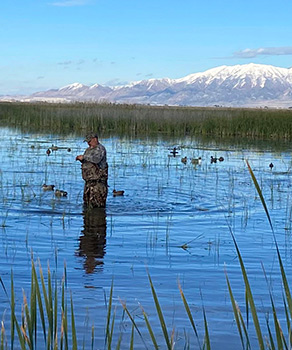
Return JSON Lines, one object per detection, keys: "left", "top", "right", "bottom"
{"left": 1, "top": 102, "right": 292, "bottom": 140}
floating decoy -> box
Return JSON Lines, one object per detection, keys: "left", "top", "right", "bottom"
{"left": 219, "top": 156, "right": 224, "bottom": 162}
{"left": 42, "top": 184, "right": 55, "bottom": 191}
{"left": 169, "top": 147, "right": 179, "bottom": 157}
{"left": 113, "top": 190, "right": 124, "bottom": 196}
{"left": 211, "top": 156, "right": 217, "bottom": 163}
{"left": 191, "top": 157, "right": 202, "bottom": 165}
{"left": 269, "top": 162, "right": 274, "bottom": 169}
{"left": 51, "top": 144, "right": 59, "bottom": 151}
{"left": 181, "top": 156, "right": 187, "bottom": 164}
{"left": 55, "top": 189, "right": 68, "bottom": 197}
{"left": 46, "top": 149, "right": 51, "bottom": 156}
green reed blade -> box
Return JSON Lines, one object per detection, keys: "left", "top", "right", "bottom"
{"left": 130, "top": 323, "right": 134, "bottom": 350}
{"left": 266, "top": 316, "right": 275, "bottom": 350}
{"left": 30, "top": 269, "right": 37, "bottom": 348}
{"left": 237, "top": 306, "right": 251, "bottom": 350}
{"left": 230, "top": 230, "right": 264, "bottom": 350}
{"left": 10, "top": 271, "right": 15, "bottom": 350}
{"left": 47, "top": 264, "right": 53, "bottom": 341}
{"left": 109, "top": 308, "right": 116, "bottom": 350}
{"left": 31, "top": 262, "right": 46, "bottom": 342}
{"left": 262, "top": 263, "right": 283, "bottom": 350}
{"left": 178, "top": 282, "right": 201, "bottom": 350}
{"left": 1, "top": 320, "right": 5, "bottom": 350}
{"left": 91, "top": 325, "right": 94, "bottom": 350}
{"left": 283, "top": 297, "right": 292, "bottom": 347}
{"left": 147, "top": 272, "right": 171, "bottom": 350}
{"left": 225, "top": 272, "right": 244, "bottom": 348}
{"left": 202, "top": 306, "right": 210, "bottom": 350}
{"left": 120, "top": 300, "right": 147, "bottom": 348}
{"left": 105, "top": 280, "right": 114, "bottom": 348}
{"left": 70, "top": 293, "right": 77, "bottom": 350}
{"left": 116, "top": 332, "right": 122, "bottom": 350}
{"left": 23, "top": 290, "right": 34, "bottom": 350}
{"left": 54, "top": 278, "right": 58, "bottom": 345}
{"left": 141, "top": 306, "right": 159, "bottom": 350}
{"left": 246, "top": 159, "right": 274, "bottom": 232}
{"left": 0, "top": 274, "right": 27, "bottom": 350}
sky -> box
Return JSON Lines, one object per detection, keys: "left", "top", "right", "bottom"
{"left": 1, "top": 0, "right": 292, "bottom": 95}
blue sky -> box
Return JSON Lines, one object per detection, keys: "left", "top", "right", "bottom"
{"left": 1, "top": 0, "right": 292, "bottom": 94}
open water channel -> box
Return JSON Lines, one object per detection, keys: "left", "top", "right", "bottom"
{"left": 1, "top": 127, "right": 292, "bottom": 349}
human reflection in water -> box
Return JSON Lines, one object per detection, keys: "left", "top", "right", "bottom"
{"left": 76, "top": 208, "right": 107, "bottom": 274}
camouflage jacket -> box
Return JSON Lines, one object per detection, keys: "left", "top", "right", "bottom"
{"left": 81, "top": 143, "right": 108, "bottom": 182}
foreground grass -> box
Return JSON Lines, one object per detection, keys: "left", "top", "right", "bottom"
{"left": 1, "top": 102, "right": 292, "bottom": 139}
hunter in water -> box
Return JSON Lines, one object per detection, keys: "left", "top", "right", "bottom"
{"left": 76, "top": 133, "right": 108, "bottom": 208}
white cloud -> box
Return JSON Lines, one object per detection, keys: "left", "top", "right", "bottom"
{"left": 233, "top": 46, "right": 292, "bottom": 58}
{"left": 58, "top": 60, "right": 72, "bottom": 66}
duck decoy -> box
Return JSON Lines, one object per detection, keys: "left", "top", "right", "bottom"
{"left": 181, "top": 156, "right": 187, "bottom": 164}
{"left": 51, "top": 144, "right": 59, "bottom": 151}
{"left": 269, "top": 163, "right": 274, "bottom": 169}
{"left": 113, "top": 190, "right": 124, "bottom": 196}
{"left": 219, "top": 156, "right": 224, "bottom": 162}
{"left": 55, "top": 189, "right": 68, "bottom": 197}
{"left": 191, "top": 157, "right": 202, "bottom": 165}
{"left": 46, "top": 149, "right": 51, "bottom": 156}
{"left": 42, "top": 184, "right": 55, "bottom": 191}
{"left": 169, "top": 147, "right": 179, "bottom": 157}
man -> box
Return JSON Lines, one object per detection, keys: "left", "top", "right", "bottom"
{"left": 76, "top": 133, "right": 108, "bottom": 208}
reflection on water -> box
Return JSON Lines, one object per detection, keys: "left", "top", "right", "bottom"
{"left": 76, "top": 208, "right": 107, "bottom": 273}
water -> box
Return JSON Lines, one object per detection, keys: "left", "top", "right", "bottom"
{"left": 1, "top": 127, "right": 292, "bottom": 349}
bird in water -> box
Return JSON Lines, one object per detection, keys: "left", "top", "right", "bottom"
{"left": 113, "top": 190, "right": 124, "bottom": 196}
{"left": 191, "top": 157, "right": 202, "bottom": 165}
{"left": 181, "top": 156, "right": 187, "bottom": 164}
{"left": 219, "top": 156, "right": 224, "bottom": 162}
{"left": 51, "top": 144, "right": 59, "bottom": 151}
{"left": 55, "top": 189, "right": 68, "bottom": 197}
{"left": 46, "top": 149, "right": 51, "bottom": 156}
{"left": 210, "top": 156, "right": 217, "bottom": 164}
{"left": 42, "top": 184, "right": 55, "bottom": 191}
{"left": 269, "top": 162, "right": 274, "bottom": 169}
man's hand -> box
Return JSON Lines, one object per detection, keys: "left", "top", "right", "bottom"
{"left": 76, "top": 155, "right": 84, "bottom": 162}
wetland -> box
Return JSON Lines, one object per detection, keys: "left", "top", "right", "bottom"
{"left": 1, "top": 103, "right": 292, "bottom": 349}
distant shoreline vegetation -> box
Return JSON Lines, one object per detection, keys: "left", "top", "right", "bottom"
{"left": 0, "top": 101, "right": 292, "bottom": 140}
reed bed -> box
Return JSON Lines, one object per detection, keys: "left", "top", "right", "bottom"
{"left": 1, "top": 102, "right": 292, "bottom": 140}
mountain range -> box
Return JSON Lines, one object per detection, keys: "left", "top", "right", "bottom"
{"left": 2, "top": 63, "right": 292, "bottom": 108}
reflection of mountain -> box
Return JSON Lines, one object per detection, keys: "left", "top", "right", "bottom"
{"left": 76, "top": 208, "right": 107, "bottom": 274}
{"left": 5, "top": 63, "right": 292, "bottom": 107}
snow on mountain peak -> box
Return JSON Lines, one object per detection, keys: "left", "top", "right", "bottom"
{"left": 60, "top": 83, "right": 87, "bottom": 91}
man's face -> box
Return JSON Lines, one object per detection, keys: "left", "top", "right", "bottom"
{"left": 88, "top": 137, "right": 98, "bottom": 148}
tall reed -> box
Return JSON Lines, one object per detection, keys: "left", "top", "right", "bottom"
{"left": 1, "top": 102, "right": 292, "bottom": 140}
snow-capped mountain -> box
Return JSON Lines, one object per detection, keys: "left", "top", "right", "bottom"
{"left": 4, "top": 63, "right": 292, "bottom": 107}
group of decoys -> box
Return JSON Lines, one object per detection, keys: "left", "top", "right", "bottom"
{"left": 181, "top": 156, "right": 225, "bottom": 165}
{"left": 210, "top": 156, "right": 224, "bottom": 163}
{"left": 42, "top": 184, "right": 68, "bottom": 197}
{"left": 46, "top": 145, "right": 71, "bottom": 156}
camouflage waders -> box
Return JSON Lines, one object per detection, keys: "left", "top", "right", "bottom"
{"left": 81, "top": 143, "right": 108, "bottom": 208}
{"left": 83, "top": 166, "right": 108, "bottom": 208}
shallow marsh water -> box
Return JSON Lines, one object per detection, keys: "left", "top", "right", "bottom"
{"left": 1, "top": 127, "right": 292, "bottom": 349}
